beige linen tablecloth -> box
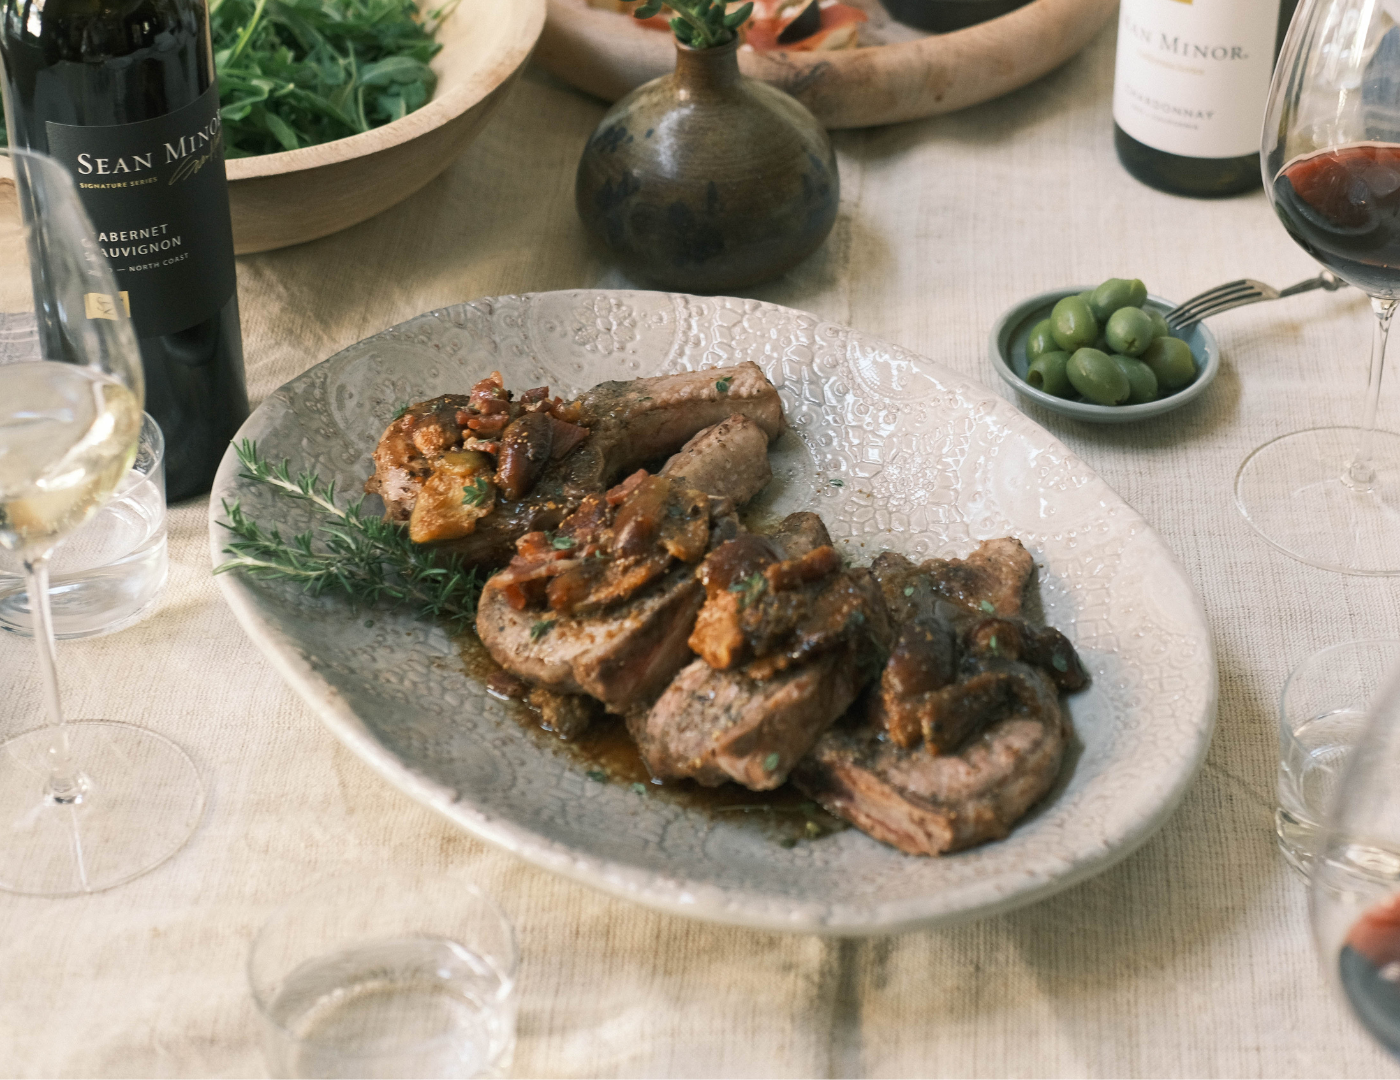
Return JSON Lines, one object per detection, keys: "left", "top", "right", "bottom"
{"left": 4, "top": 21, "right": 1400, "bottom": 1078}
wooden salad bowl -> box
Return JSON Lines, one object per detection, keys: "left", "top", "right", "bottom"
{"left": 225, "top": 0, "right": 545, "bottom": 253}
{"left": 537, "top": 0, "right": 1116, "bottom": 129}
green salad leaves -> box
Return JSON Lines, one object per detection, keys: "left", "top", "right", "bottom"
{"left": 211, "top": 0, "right": 452, "bottom": 157}
{"left": 0, "top": 0, "right": 450, "bottom": 156}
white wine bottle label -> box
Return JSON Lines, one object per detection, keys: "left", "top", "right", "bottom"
{"left": 1113, "top": 0, "right": 1279, "bottom": 159}
{"left": 44, "top": 84, "right": 238, "bottom": 340}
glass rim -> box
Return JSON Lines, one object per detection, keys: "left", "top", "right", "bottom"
{"left": 245, "top": 867, "right": 518, "bottom": 1042}
{"left": 1280, "top": 637, "right": 1400, "bottom": 731}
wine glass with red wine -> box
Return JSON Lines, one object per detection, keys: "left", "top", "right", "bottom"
{"left": 1242, "top": 0, "right": 1400, "bottom": 574}
{"left": 1310, "top": 661, "right": 1400, "bottom": 1058}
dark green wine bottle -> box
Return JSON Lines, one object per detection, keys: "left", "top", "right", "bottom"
{"left": 1112, "top": 0, "right": 1300, "bottom": 199}
{"left": 0, "top": 0, "right": 249, "bottom": 500}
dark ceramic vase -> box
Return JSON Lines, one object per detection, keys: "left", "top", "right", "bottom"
{"left": 575, "top": 38, "right": 839, "bottom": 292}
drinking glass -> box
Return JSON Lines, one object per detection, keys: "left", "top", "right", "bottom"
{"left": 249, "top": 869, "right": 519, "bottom": 1079}
{"left": 1240, "top": 0, "right": 1400, "bottom": 574}
{"left": 0, "top": 409, "right": 168, "bottom": 638}
{"left": 1310, "top": 658, "right": 1400, "bottom": 1058}
{"left": 0, "top": 148, "right": 203, "bottom": 895}
{"left": 1277, "top": 639, "right": 1400, "bottom": 875}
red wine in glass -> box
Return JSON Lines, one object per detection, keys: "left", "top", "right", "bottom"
{"left": 1273, "top": 144, "right": 1400, "bottom": 299}
{"left": 1340, "top": 892, "right": 1400, "bottom": 1057}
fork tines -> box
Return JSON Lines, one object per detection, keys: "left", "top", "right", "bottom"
{"left": 1167, "top": 279, "right": 1273, "bottom": 329}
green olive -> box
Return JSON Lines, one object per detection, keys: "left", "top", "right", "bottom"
{"left": 1125, "top": 278, "right": 1148, "bottom": 308}
{"left": 1078, "top": 290, "right": 1095, "bottom": 304}
{"left": 1145, "top": 307, "right": 1170, "bottom": 341}
{"left": 1067, "top": 348, "right": 1131, "bottom": 405}
{"left": 1026, "top": 319, "right": 1058, "bottom": 363}
{"left": 1105, "top": 307, "right": 1156, "bottom": 357}
{"left": 1141, "top": 335, "right": 1197, "bottom": 391}
{"left": 1088, "top": 279, "right": 1136, "bottom": 322}
{"left": 1051, "top": 295, "right": 1099, "bottom": 352}
{"left": 1026, "top": 351, "right": 1073, "bottom": 397}
{"left": 1112, "top": 354, "right": 1159, "bottom": 404}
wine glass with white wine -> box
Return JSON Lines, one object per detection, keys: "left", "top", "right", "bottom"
{"left": 0, "top": 149, "right": 204, "bottom": 896}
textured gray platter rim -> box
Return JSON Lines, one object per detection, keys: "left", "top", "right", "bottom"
{"left": 989, "top": 288, "right": 1220, "bottom": 424}
{"left": 210, "top": 290, "right": 1218, "bottom": 936}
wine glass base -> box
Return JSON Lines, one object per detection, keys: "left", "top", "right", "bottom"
{"left": 0, "top": 721, "right": 204, "bottom": 897}
{"left": 1235, "top": 427, "right": 1400, "bottom": 575}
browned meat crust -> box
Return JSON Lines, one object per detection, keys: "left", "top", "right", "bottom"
{"left": 630, "top": 651, "right": 865, "bottom": 790}
{"left": 874, "top": 538, "right": 1035, "bottom": 622}
{"left": 659, "top": 414, "right": 773, "bottom": 504}
{"left": 795, "top": 663, "right": 1069, "bottom": 856}
{"left": 477, "top": 566, "right": 705, "bottom": 715}
{"left": 528, "top": 688, "right": 602, "bottom": 740}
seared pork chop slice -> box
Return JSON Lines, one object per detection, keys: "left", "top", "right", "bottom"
{"left": 660, "top": 414, "right": 772, "bottom": 504}
{"left": 874, "top": 538, "right": 1034, "bottom": 622}
{"left": 476, "top": 473, "right": 736, "bottom": 721}
{"left": 477, "top": 566, "right": 704, "bottom": 714}
{"left": 634, "top": 513, "right": 891, "bottom": 789}
{"left": 869, "top": 605, "right": 1088, "bottom": 749}
{"left": 795, "top": 663, "right": 1068, "bottom": 856}
{"left": 631, "top": 651, "right": 862, "bottom": 790}
{"left": 575, "top": 362, "right": 784, "bottom": 465}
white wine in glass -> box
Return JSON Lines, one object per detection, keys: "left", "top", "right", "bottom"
{"left": 0, "top": 149, "right": 204, "bottom": 896}
{"left": 1242, "top": 0, "right": 1400, "bottom": 574}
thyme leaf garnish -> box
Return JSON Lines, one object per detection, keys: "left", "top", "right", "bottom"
{"left": 462, "top": 476, "right": 492, "bottom": 507}
{"left": 728, "top": 570, "right": 767, "bottom": 608}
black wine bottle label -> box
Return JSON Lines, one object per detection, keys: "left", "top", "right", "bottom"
{"left": 44, "top": 84, "right": 237, "bottom": 340}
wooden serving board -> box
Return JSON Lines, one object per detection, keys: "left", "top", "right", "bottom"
{"left": 536, "top": 0, "right": 1116, "bottom": 129}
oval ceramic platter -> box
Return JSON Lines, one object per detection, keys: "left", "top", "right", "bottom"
{"left": 210, "top": 290, "right": 1216, "bottom": 936}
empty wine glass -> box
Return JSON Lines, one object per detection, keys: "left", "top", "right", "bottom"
{"left": 0, "top": 148, "right": 204, "bottom": 896}
{"left": 1240, "top": 0, "right": 1400, "bottom": 574}
{"left": 1310, "top": 657, "right": 1400, "bottom": 1058}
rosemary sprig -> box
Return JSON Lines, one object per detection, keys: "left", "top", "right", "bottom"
{"left": 215, "top": 440, "right": 481, "bottom": 626}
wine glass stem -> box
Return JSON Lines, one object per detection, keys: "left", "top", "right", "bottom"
{"left": 22, "top": 554, "right": 84, "bottom": 805}
{"left": 1349, "top": 296, "right": 1396, "bottom": 490}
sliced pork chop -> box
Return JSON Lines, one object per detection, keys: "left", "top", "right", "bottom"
{"left": 631, "top": 650, "right": 862, "bottom": 790}
{"left": 575, "top": 362, "right": 785, "bottom": 470}
{"left": 476, "top": 566, "right": 704, "bottom": 715}
{"left": 633, "top": 513, "right": 891, "bottom": 790}
{"left": 795, "top": 663, "right": 1068, "bottom": 856}
{"left": 660, "top": 414, "right": 772, "bottom": 504}
{"left": 873, "top": 538, "right": 1034, "bottom": 623}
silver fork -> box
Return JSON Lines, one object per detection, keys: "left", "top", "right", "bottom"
{"left": 1166, "top": 269, "right": 1347, "bottom": 331}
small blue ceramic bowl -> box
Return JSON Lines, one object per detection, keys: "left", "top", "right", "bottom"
{"left": 989, "top": 287, "right": 1219, "bottom": 425}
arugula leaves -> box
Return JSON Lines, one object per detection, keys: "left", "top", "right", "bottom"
{"left": 209, "top": 0, "right": 452, "bottom": 158}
